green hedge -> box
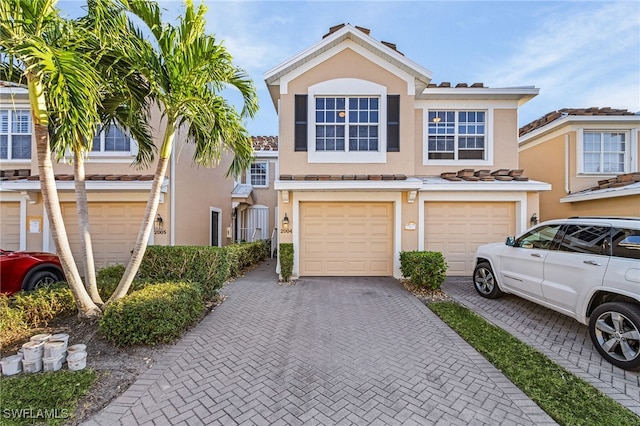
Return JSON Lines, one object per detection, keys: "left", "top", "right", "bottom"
{"left": 0, "top": 285, "right": 75, "bottom": 349}
{"left": 225, "top": 241, "right": 269, "bottom": 279}
{"left": 137, "top": 246, "right": 229, "bottom": 301}
{"left": 399, "top": 251, "right": 448, "bottom": 290}
{"left": 279, "top": 243, "right": 294, "bottom": 282}
{"left": 98, "top": 281, "right": 204, "bottom": 346}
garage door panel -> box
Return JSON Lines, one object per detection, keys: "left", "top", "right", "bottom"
{"left": 0, "top": 203, "right": 21, "bottom": 251}
{"left": 300, "top": 202, "right": 393, "bottom": 276}
{"left": 425, "top": 202, "right": 515, "bottom": 276}
{"left": 62, "top": 203, "right": 145, "bottom": 268}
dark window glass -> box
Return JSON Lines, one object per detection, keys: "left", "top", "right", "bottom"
{"left": 611, "top": 228, "right": 640, "bottom": 260}
{"left": 516, "top": 224, "right": 564, "bottom": 250}
{"left": 558, "top": 225, "right": 610, "bottom": 255}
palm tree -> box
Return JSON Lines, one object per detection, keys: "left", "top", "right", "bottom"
{"left": 107, "top": 0, "right": 259, "bottom": 303}
{"left": 67, "top": 0, "right": 155, "bottom": 305}
{"left": 0, "top": 0, "right": 102, "bottom": 319}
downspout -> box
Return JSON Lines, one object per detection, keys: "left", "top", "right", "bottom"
{"left": 564, "top": 134, "right": 570, "bottom": 194}
{"left": 170, "top": 141, "right": 176, "bottom": 246}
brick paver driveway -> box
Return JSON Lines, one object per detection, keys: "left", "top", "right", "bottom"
{"left": 86, "top": 260, "right": 555, "bottom": 425}
{"left": 443, "top": 277, "right": 640, "bottom": 417}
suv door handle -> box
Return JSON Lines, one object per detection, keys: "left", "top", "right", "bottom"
{"left": 531, "top": 253, "right": 542, "bottom": 258}
{"left": 583, "top": 260, "right": 602, "bottom": 266}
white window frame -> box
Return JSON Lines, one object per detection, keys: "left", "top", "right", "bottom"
{"left": 89, "top": 123, "right": 138, "bottom": 158}
{"left": 423, "top": 109, "right": 489, "bottom": 165}
{"left": 0, "top": 109, "right": 32, "bottom": 161}
{"left": 248, "top": 161, "right": 269, "bottom": 188}
{"left": 308, "top": 78, "right": 387, "bottom": 164}
{"left": 576, "top": 128, "right": 633, "bottom": 175}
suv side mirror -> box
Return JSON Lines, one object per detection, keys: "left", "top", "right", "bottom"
{"left": 505, "top": 236, "right": 516, "bottom": 247}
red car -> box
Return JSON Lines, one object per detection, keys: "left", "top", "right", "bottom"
{"left": 0, "top": 249, "right": 65, "bottom": 295}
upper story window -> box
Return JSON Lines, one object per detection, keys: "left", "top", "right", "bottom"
{"left": 0, "top": 110, "right": 32, "bottom": 160}
{"left": 306, "top": 78, "right": 388, "bottom": 164}
{"left": 92, "top": 124, "right": 131, "bottom": 154}
{"left": 315, "top": 97, "right": 379, "bottom": 152}
{"left": 248, "top": 161, "right": 268, "bottom": 187}
{"left": 427, "top": 110, "right": 485, "bottom": 160}
{"left": 582, "top": 131, "right": 626, "bottom": 174}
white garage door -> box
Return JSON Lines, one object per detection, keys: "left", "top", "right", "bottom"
{"left": 0, "top": 202, "right": 21, "bottom": 250}
{"left": 62, "top": 202, "right": 146, "bottom": 268}
{"left": 425, "top": 202, "right": 515, "bottom": 276}
{"left": 300, "top": 202, "right": 393, "bottom": 276}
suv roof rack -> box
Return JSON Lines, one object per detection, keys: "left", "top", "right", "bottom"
{"left": 568, "top": 216, "right": 640, "bottom": 221}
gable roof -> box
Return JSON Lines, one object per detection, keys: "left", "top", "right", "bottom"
{"left": 519, "top": 107, "right": 638, "bottom": 137}
{"left": 263, "top": 23, "right": 433, "bottom": 102}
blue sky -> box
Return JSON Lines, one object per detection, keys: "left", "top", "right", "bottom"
{"left": 58, "top": 0, "right": 640, "bottom": 137}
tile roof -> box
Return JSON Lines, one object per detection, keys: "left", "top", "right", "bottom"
{"left": 0, "top": 169, "right": 157, "bottom": 182}
{"left": 426, "top": 82, "right": 485, "bottom": 88}
{"left": 251, "top": 136, "right": 278, "bottom": 151}
{"left": 438, "top": 169, "right": 528, "bottom": 182}
{"left": 584, "top": 173, "right": 640, "bottom": 193}
{"left": 519, "top": 107, "right": 636, "bottom": 137}
{"left": 280, "top": 174, "right": 407, "bottom": 181}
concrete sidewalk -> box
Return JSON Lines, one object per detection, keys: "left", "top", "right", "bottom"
{"left": 85, "top": 260, "right": 556, "bottom": 425}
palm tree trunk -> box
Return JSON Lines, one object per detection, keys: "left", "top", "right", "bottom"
{"left": 28, "top": 78, "right": 101, "bottom": 320}
{"left": 106, "top": 120, "right": 176, "bottom": 304}
{"left": 32, "top": 126, "right": 101, "bottom": 320}
{"left": 73, "top": 147, "right": 103, "bottom": 305}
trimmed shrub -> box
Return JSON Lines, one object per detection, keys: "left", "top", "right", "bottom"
{"left": 96, "top": 264, "right": 150, "bottom": 300}
{"left": 97, "top": 264, "right": 126, "bottom": 281}
{"left": 0, "top": 294, "right": 28, "bottom": 349}
{"left": 226, "top": 240, "right": 269, "bottom": 278}
{"left": 99, "top": 281, "right": 204, "bottom": 346}
{"left": 0, "top": 285, "right": 75, "bottom": 348}
{"left": 279, "top": 243, "right": 294, "bottom": 282}
{"left": 400, "top": 251, "right": 448, "bottom": 290}
{"left": 10, "top": 285, "right": 76, "bottom": 325}
{"left": 137, "top": 246, "right": 228, "bottom": 301}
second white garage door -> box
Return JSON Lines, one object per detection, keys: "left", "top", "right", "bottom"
{"left": 424, "top": 202, "right": 515, "bottom": 276}
{"left": 300, "top": 202, "right": 393, "bottom": 276}
{"left": 62, "top": 202, "right": 146, "bottom": 268}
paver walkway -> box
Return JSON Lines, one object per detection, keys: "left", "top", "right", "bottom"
{"left": 86, "top": 260, "right": 555, "bottom": 425}
{"left": 443, "top": 277, "right": 640, "bottom": 417}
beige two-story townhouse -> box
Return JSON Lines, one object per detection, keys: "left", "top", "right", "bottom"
{"left": 519, "top": 108, "right": 640, "bottom": 221}
{"left": 268, "top": 24, "right": 551, "bottom": 278}
{"left": 0, "top": 83, "right": 278, "bottom": 268}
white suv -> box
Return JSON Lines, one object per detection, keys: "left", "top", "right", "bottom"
{"left": 473, "top": 217, "right": 640, "bottom": 370}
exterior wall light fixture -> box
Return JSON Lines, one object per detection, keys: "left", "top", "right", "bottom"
{"left": 530, "top": 213, "right": 538, "bottom": 226}
{"left": 281, "top": 213, "right": 292, "bottom": 233}
{"left": 154, "top": 214, "right": 167, "bottom": 234}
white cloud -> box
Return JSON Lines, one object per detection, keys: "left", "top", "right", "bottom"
{"left": 482, "top": 1, "right": 640, "bottom": 119}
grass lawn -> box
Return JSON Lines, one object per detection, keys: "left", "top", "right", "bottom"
{"left": 0, "top": 370, "right": 96, "bottom": 426}
{"left": 429, "top": 301, "right": 640, "bottom": 426}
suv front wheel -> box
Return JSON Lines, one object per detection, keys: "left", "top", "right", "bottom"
{"left": 473, "top": 262, "right": 504, "bottom": 299}
{"left": 589, "top": 302, "right": 640, "bottom": 370}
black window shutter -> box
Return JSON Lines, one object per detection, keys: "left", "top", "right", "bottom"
{"left": 387, "top": 95, "right": 400, "bottom": 152}
{"left": 294, "top": 95, "right": 308, "bottom": 152}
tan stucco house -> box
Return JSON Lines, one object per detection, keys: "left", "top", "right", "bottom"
{"left": 0, "top": 83, "right": 278, "bottom": 268}
{"left": 519, "top": 107, "right": 640, "bottom": 221}
{"left": 268, "top": 24, "right": 551, "bottom": 278}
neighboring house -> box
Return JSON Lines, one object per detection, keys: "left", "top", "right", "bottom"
{"left": 519, "top": 107, "right": 640, "bottom": 220}
{"left": 0, "top": 83, "right": 278, "bottom": 268}
{"left": 267, "top": 24, "right": 550, "bottom": 278}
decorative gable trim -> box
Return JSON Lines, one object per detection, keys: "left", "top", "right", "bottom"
{"left": 265, "top": 24, "right": 431, "bottom": 98}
